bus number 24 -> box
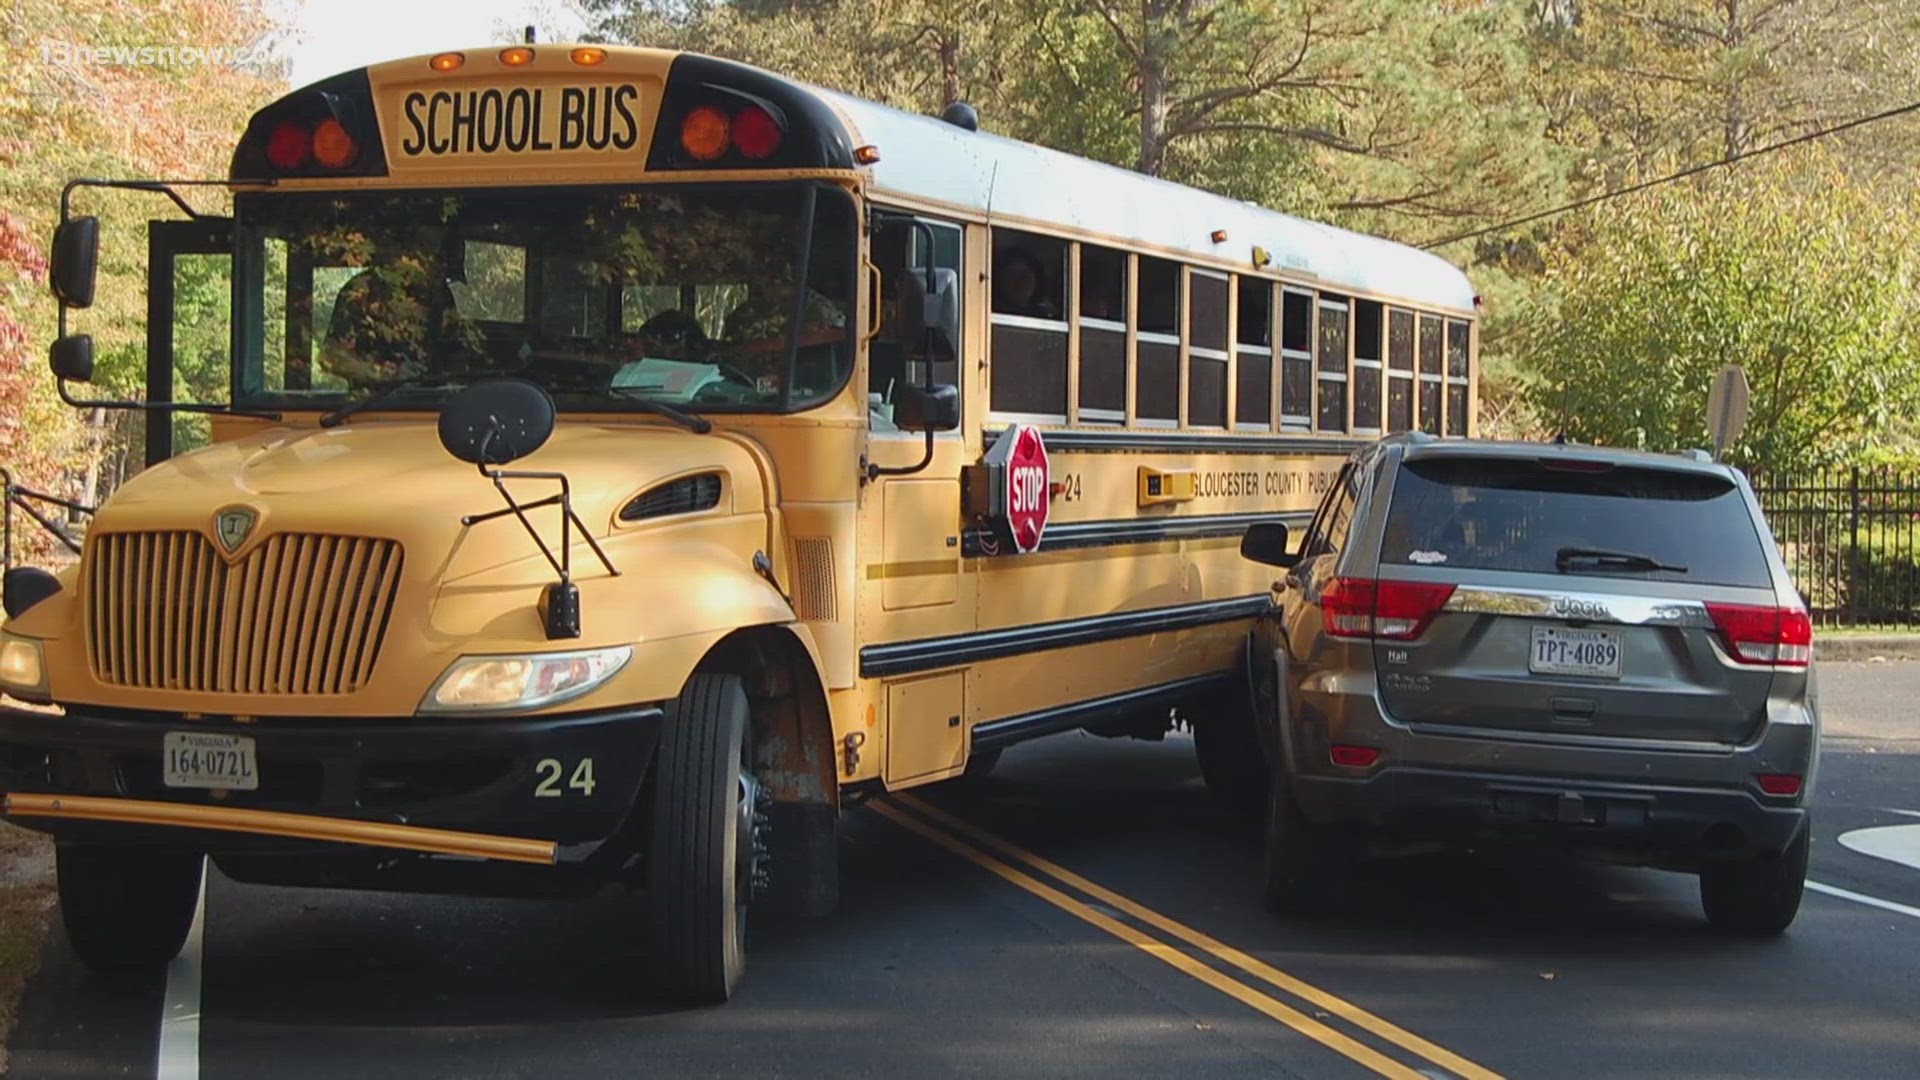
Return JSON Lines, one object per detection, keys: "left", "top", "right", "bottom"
{"left": 534, "top": 757, "right": 597, "bottom": 797}
{"left": 1056, "top": 473, "right": 1082, "bottom": 502}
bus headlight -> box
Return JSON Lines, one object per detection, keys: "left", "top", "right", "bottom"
{"left": 419, "top": 646, "right": 632, "bottom": 714}
{"left": 0, "top": 632, "right": 48, "bottom": 701}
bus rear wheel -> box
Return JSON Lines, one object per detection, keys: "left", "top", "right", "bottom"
{"left": 1193, "top": 701, "right": 1268, "bottom": 812}
{"left": 56, "top": 843, "right": 203, "bottom": 974}
{"left": 646, "top": 673, "right": 767, "bottom": 1006}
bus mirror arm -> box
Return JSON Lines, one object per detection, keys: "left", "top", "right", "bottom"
{"left": 459, "top": 427, "right": 621, "bottom": 641}
{"left": 50, "top": 179, "right": 284, "bottom": 423}
{"left": 52, "top": 374, "right": 283, "bottom": 423}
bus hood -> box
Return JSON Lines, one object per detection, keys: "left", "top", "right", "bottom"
{"left": 97, "top": 419, "right": 768, "bottom": 578}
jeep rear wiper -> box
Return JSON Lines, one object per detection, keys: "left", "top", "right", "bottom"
{"left": 1556, "top": 546, "right": 1688, "bottom": 574}
{"left": 318, "top": 378, "right": 460, "bottom": 428}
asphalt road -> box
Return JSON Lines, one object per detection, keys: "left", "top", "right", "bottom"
{"left": 8, "top": 661, "right": 1920, "bottom": 1079}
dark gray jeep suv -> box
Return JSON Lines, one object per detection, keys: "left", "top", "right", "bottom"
{"left": 1235, "top": 434, "right": 1819, "bottom": 932}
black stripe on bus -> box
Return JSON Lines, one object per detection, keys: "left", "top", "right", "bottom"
{"left": 859, "top": 594, "right": 1269, "bottom": 679}
{"left": 970, "top": 672, "right": 1237, "bottom": 752}
{"left": 962, "top": 510, "right": 1311, "bottom": 558}
{"left": 984, "top": 427, "right": 1371, "bottom": 456}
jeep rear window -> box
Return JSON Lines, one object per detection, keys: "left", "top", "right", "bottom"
{"left": 1380, "top": 457, "right": 1775, "bottom": 589}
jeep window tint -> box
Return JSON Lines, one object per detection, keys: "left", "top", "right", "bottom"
{"left": 1380, "top": 457, "right": 1775, "bottom": 589}
{"left": 1299, "top": 464, "right": 1358, "bottom": 562}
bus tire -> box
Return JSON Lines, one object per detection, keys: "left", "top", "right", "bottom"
{"left": 1193, "top": 700, "right": 1268, "bottom": 812}
{"left": 56, "top": 843, "right": 203, "bottom": 974}
{"left": 646, "top": 673, "right": 761, "bottom": 1005}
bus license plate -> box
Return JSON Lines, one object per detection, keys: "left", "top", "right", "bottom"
{"left": 1529, "top": 626, "right": 1621, "bottom": 679}
{"left": 163, "top": 731, "right": 259, "bottom": 791}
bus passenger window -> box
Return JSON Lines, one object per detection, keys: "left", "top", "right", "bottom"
{"left": 1418, "top": 312, "right": 1444, "bottom": 434}
{"left": 1446, "top": 319, "right": 1471, "bottom": 436}
{"left": 1316, "top": 294, "right": 1350, "bottom": 433}
{"left": 1387, "top": 308, "right": 1415, "bottom": 433}
{"left": 1279, "top": 288, "right": 1313, "bottom": 430}
{"left": 1135, "top": 256, "right": 1181, "bottom": 424}
{"left": 1077, "top": 245, "right": 1128, "bottom": 423}
{"left": 989, "top": 229, "right": 1069, "bottom": 418}
{"left": 1188, "top": 269, "right": 1229, "bottom": 428}
{"left": 1353, "top": 299, "right": 1384, "bottom": 434}
{"left": 1235, "top": 278, "right": 1273, "bottom": 429}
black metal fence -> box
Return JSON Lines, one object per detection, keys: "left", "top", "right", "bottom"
{"left": 1752, "top": 466, "right": 1920, "bottom": 629}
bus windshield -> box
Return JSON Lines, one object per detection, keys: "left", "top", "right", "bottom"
{"left": 233, "top": 183, "right": 857, "bottom": 414}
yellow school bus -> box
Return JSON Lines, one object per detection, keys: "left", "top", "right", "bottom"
{"left": 0, "top": 44, "right": 1477, "bottom": 1003}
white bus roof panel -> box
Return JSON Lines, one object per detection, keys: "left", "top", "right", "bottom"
{"left": 815, "top": 88, "right": 1477, "bottom": 315}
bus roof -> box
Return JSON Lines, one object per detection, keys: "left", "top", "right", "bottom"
{"left": 236, "top": 44, "right": 1474, "bottom": 315}
{"left": 812, "top": 87, "right": 1476, "bottom": 315}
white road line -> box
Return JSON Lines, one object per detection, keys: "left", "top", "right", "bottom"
{"left": 1838, "top": 823, "right": 1920, "bottom": 872}
{"left": 157, "top": 860, "right": 207, "bottom": 1080}
{"left": 1806, "top": 879, "right": 1920, "bottom": 921}
{"left": 1885, "top": 809, "right": 1920, "bottom": 820}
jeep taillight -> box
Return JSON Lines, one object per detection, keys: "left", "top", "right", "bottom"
{"left": 1704, "top": 602, "right": 1813, "bottom": 666}
{"left": 1321, "top": 578, "right": 1457, "bottom": 641}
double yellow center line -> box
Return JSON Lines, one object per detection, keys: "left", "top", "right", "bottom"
{"left": 876, "top": 794, "right": 1501, "bottom": 1080}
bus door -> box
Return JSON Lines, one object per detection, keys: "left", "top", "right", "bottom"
{"left": 146, "top": 217, "right": 234, "bottom": 467}
{"left": 866, "top": 214, "right": 974, "bottom": 784}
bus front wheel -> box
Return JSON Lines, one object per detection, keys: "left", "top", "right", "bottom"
{"left": 56, "top": 843, "right": 203, "bottom": 974}
{"left": 646, "top": 672, "right": 765, "bottom": 1006}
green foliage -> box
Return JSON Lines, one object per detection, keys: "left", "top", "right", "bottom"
{"left": 1511, "top": 150, "right": 1920, "bottom": 472}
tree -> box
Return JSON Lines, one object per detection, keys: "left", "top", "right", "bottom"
{"left": 0, "top": 0, "right": 288, "bottom": 504}
{"left": 1529, "top": 0, "right": 1920, "bottom": 181}
{"left": 1514, "top": 149, "right": 1920, "bottom": 472}
{"left": 587, "top": 0, "right": 1567, "bottom": 238}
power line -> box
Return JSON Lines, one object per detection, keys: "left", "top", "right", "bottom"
{"left": 1419, "top": 98, "right": 1920, "bottom": 251}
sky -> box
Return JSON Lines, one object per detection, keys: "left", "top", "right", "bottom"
{"left": 282, "top": 0, "right": 590, "bottom": 88}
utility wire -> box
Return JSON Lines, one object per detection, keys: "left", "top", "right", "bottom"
{"left": 1419, "top": 98, "right": 1920, "bottom": 251}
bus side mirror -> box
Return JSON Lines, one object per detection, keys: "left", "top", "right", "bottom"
{"left": 1240, "top": 522, "right": 1297, "bottom": 568}
{"left": 49, "top": 334, "right": 95, "bottom": 383}
{"left": 50, "top": 216, "right": 100, "bottom": 309}
{"left": 895, "top": 382, "right": 959, "bottom": 432}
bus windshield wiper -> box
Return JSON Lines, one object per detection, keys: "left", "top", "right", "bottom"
{"left": 318, "top": 378, "right": 461, "bottom": 428}
{"left": 1556, "top": 546, "right": 1688, "bottom": 574}
{"left": 624, "top": 398, "right": 712, "bottom": 434}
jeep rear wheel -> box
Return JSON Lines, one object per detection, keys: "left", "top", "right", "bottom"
{"left": 56, "top": 843, "right": 204, "bottom": 974}
{"left": 1700, "top": 820, "right": 1810, "bottom": 934}
{"left": 1262, "top": 776, "right": 1352, "bottom": 919}
{"left": 646, "top": 673, "right": 767, "bottom": 1005}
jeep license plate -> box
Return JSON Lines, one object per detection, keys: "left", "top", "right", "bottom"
{"left": 163, "top": 731, "right": 259, "bottom": 791}
{"left": 1529, "top": 626, "right": 1621, "bottom": 679}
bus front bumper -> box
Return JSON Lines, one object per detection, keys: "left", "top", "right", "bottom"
{"left": 0, "top": 703, "right": 663, "bottom": 867}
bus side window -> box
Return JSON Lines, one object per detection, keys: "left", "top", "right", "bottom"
{"left": 1135, "top": 256, "right": 1182, "bottom": 425}
{"left": 988, "top": 228, "right": 1069, "bottom": 420}
{"left": 871, "top": 216, "right": 963, "bottom": 431}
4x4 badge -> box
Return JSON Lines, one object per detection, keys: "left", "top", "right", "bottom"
{"left": 214, "top": 507, "right": 258, "bottom": 555}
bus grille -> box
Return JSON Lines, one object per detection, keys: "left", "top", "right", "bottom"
{"left": 87, "top": 532, "right": 404, "bottom": 695}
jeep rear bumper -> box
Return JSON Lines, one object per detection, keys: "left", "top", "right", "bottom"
{"left": 1293, "top": 766, "right": 1807, "bottom": 867}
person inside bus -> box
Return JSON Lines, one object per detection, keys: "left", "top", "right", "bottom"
{"left": 992, "top": 247, "right": 1059, "bottom": 320}
{"left": 320, "top": 238, "right": 485, "bottom": 387}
